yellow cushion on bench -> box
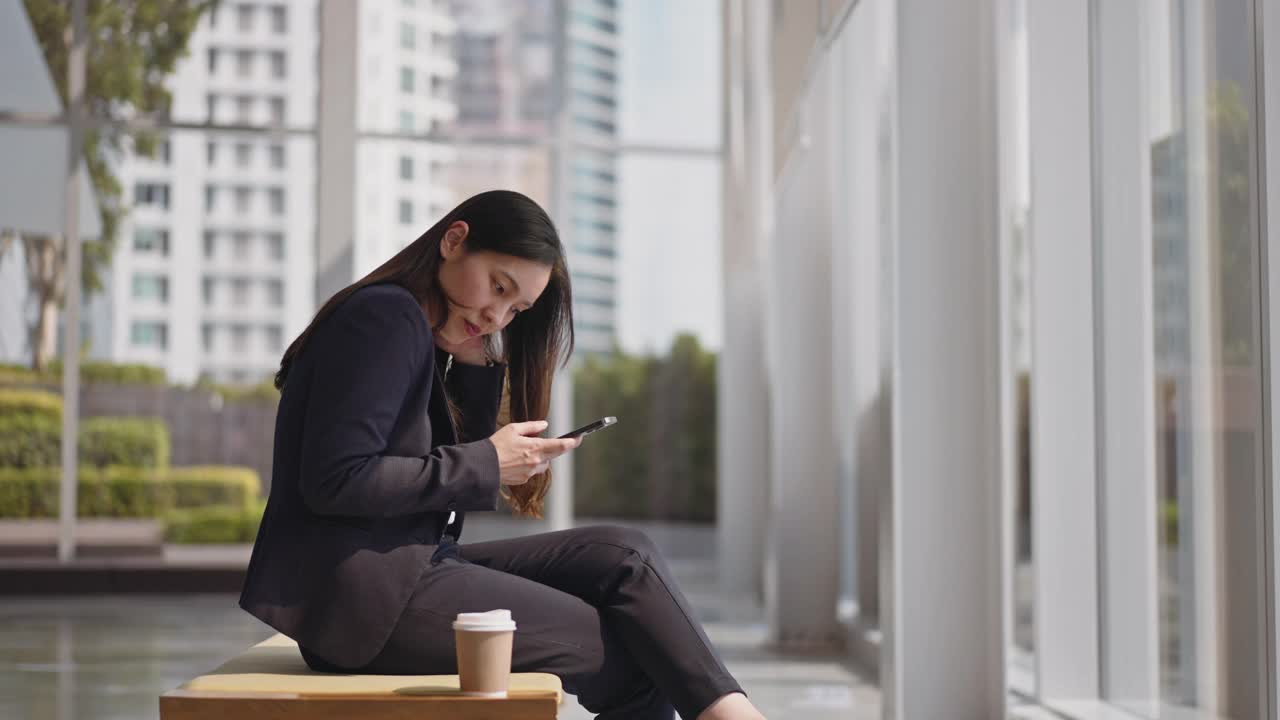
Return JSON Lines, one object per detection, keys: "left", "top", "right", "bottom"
{"left": 161, "top": 633, "right": 563, "bottom": 719}
{"left": 178, "top": 633, "right": 562, "bottom": 700}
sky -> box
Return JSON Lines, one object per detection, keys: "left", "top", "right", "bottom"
{"left": 614, "top": 0, "right": 724, "bottom": 355}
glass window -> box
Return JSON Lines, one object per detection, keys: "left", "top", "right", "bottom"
{"left": 232, "top": 278, "right": 250, "bottom": 306}
{"left": 270, "top": 51, "right": 286, "bottom": 78}
{"left": 206, "top": 140, "right": 217, "bottom": 165}
{"left": 236, "top": 95, "right": 253, "bottom": 124}
{"left": 203, "top": 230, "right": 216, "bottom": 258}
{"left": 131, "top": 274, "right": 169, "bottom": 302}
{"left": 231, "top": 323, "right": 249, "bottom": 352}
{"left": 400, "top": 155, "right": 413, "bottom": 180}
{"left": 236, "top": 49, "right": 253, "bottom": 78}
{"left": 234, "top": 186, "right": 252, "bottom": 213}
{"left": 573, "top": 116, "right": 616, "bottom": 135}
{"left": 232, "top": 232, "right": 251, "bottom": 258}
{"left": 237, "top": 4, "right": 253, "bottom": 32}
{"left": 134, "top": 183, "right": 170, "bottom": 210}
{"left": 571, "top": 12, "right": 617, "bottom": 34}
{"left": 265, "top": 324, "right": 283, "bottom": 352}
{"left": 399, "top": 199, "right": 413, "bottom": 224}
{"left": 205, "top": 185, "right": 217, "bottom": 213}
{"left": 133, "top": 228, "right": 170, "bottom": 256}
{"left": 1093, "top": 0, "right": 1267, "bottom": 716}
{"left": 265, "top": 232, "right": 284, "bottom": 260}
{"left": 400, "top": 66, "right": 415, "bottom": 93}
{"left": 400, "top": 110, "right": 415, "bottom": 133}
{"left": 207, "top": 48, "right": 218, "bottom": 74}
{"left": 269, "top": 97, "right": 285, "bottom": 125}
{"left": 203, "top": 277, "right": 216, "bottom": 305}
{"left": 265, "top": 279, "right": 284, "bottom": 307}
{"left": 268, "top": 188, "right": 285, "bottom": 215}
{"left": 269, "top": 144, "right": 285, "bottom": 169}
{"left": 235, "top": 142, "right": 252, "bottom": 167}
{"left": 202, "top": 323, "right": 214, "bottom": 352}
{"left": 206, "top": 93, "right": 218, "bottom": 122}
{"left": 130, "top": 321, "right": 168, "bottom": 350}
{"left": 270, "top": 5, "right": 286, "bottom": 33}
{"left": 401, "top": 22, "right": 415, "bottom": 50}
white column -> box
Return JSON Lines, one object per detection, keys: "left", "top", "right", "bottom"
{"left": 994, "top": 0, "right": 1030, "bottom": 697}
{"left": 1092, "top": 0, "right": 1160, "bottom": 713}
{"left": 547, "top": 0, "right": 576, "bottom": 533}
{"left": 764, "top": 51, "right": 841, "bottom": 647}
{"left": 315, "top": 0, "right": 358, "bottom": 307}
{"left": 58, "top": 0, "right": 87, "bottom": 565}
{"left": 885, "top": 0, "right": 1005, "bottom": 716}
{"left": 1261, "top": 0, "right": 1280, "bottom": 715}
{"left": 828, "top": 0, "right": 893, "bottom": 669}
{"left": 717, "top": 0, "right": 772, "bottom": 611}
{"left": 547, "top": 368, "right": 574, "bottom": 531}
{"left": 1024, "top": 0, "right": 1101, "bottom": 701}
{"left": 1178, "top": 1, "right": 1223, "bottom": 709}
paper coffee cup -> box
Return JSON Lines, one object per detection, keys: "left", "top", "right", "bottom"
{"left": 453, "top": 609, "right": 517, "bottom": 697}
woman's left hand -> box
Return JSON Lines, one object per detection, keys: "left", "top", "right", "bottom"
{"left": 437, "top": 334, "right": 490, "bottom": 366}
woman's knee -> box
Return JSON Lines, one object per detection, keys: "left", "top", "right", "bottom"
{"left": 576, "top": 524, "right": 658, "bottom": 558}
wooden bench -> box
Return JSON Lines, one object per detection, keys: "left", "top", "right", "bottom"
{"left": 160, "top": 633, "right": 562, "bottom": 719}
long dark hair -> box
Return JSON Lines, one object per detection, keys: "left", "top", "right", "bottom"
{"left": 275, "top": 190, "right": 574, "bottom": 517}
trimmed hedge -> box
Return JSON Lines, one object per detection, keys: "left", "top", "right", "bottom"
{"left": 0, "top": 414, "right": 61, "bottom": 468}
{"left": 195, "top": 376, "right": 280, "bottom": 403}
{"left": 0, "top": 388, "right": 62, "bottom": 421}
{"left": 0, "top": 365, "right": 41, "bottom": 387}
{"left": 0, "top": 362, "right": 167, "bottom": 387}
{"left": 166, "top": 466, "right": 259, "bottom": 510}
{"left": 0, "top": 465, "right": 260, "bottom": 518}
{"left": 50, "top": 361, "right": 168, "bottom": 386}
{"left": 0, "top": 413, "right": 170, "bottom": 470}
{"left": 0, "top": 466, "right": 170, "bottom": 517}
{"left": 78, "top": 417, "right": 170, "bottom": 469}
{"left": 164, "top": 499, "right": 265, "bottom": 543}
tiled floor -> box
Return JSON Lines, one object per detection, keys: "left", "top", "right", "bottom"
{"left": 0, "top": 517, "right": 880, "bottom": 719}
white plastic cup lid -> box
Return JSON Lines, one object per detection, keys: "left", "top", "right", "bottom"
{"left": 453, "top": 609, "right": 517, "bottom": 632}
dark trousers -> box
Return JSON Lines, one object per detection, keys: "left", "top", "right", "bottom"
{"left": 300, "top": 524, "right": 743, "bottom": 719}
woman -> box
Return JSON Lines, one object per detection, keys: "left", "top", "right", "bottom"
{"left": 239, "top": 191, "right": 766, "bottom": 720}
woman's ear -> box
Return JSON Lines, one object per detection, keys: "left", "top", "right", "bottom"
{"left": 440, "top": 221, "right": 470, "bottom": 259}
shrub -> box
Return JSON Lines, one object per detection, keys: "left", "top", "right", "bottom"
{"left": 47, "top": 360, "right": 167, "bottom": 386}
{"left": 78, "top": 417, "right": 170, "bottom": 469}
{"left": 0, "top": 365, "right": 42, "bottom": 387}
{"left": 164, "top": 500, "right": 265, "bottom": 543}
{"left": 194, "top": 376, "right": 280, "bottom": 403}
{"left": 0, "top": 414, "right": 62, "bottom": 468}
{"left": 0, "top": 388, "right": 62, "bottom": 422}
{"left": 0, "top": 467, "right": 60, "bottom": 517}
{"left": 166, "top": 466, "right": 260, "bottom": 510}
{"left": 0, "top": 465, "right": 260, "bottom": 518}
{"left": 77, "top": 466, "right": 173, "bottom": 517}
{"left": 0, "top": 415, "right": 170, "bottom": 470}
{"left": 0, "top": 362, "right": 167, "bottom": 388}
{"left": 0, "top": 466, "right": 169, "bottom": 518}
{"left": 0, "top": 390, "right": 64, "bottom": 468}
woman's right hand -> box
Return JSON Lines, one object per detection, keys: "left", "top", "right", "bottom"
{"left": 488, "top": 420, "right": 581, "bottom": 486}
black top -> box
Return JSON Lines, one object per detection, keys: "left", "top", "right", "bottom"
{"left": 239, "top": 283, "right": 507, "bottom": 668}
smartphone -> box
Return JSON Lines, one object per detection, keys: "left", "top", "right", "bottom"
{"left": 557, "top": 416, "right": 617, "bottom": 440}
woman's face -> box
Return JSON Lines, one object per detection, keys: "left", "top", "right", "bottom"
{"left": 434, "top": 221, "right": 552, "bottom": 346}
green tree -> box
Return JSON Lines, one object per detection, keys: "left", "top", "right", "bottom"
{"left": 14, "top": 0, "right": 215, "bottom": 370}
{"left": 1208, "top": 81, "right": 1255, "bottom": 368}
{"left": 573, "top": 334, "right": 719, "bottom": 523}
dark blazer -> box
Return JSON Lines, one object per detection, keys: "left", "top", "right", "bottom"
{"left": 239, "top": 283, "right": 507, "bottom": 668}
